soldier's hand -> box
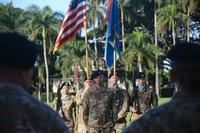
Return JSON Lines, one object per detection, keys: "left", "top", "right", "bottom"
{"left": 84, "top": 80, "right": 90, "bottom": 90}
{"left": 74, "top": 123, "right": 78, "bottom": 130}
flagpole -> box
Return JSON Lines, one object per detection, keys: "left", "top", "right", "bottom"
{"left": 113, "top": 31, "right": 116, "bottom": 81}
{"left": 84, "top": 23, "right": 89, "bottom": 80}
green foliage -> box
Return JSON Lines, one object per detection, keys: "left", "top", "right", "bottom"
{"left": 54, "top": 40, "right": 89, "bottom": 78}
{"left": 121, "top": 27, "right": 162, "bottom": 72}
{"left": 1, "top": 0, "right": 200, "bottom": 99}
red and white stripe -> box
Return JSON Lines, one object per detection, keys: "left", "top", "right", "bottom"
{"left": 106, "top": 0, "right": 112, "bottom": 25}
{"left": 54, "top": 0, "right": 86, "bottom": 49}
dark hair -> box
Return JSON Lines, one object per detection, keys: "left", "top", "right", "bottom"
{"left": 135, "top": 72, "right": 145, "bottom": 79}
{"left": 56, "top": 82, "right": 69, "bottom": 111}
{"left": 0, "top": 32, "right": 38, "bottom": 69}
{"left": 108, "top": 71, "right": 119, "bottom": 79}
{"left": 84, "top": 75, "right": 94, "bottom": 81}
{"left": 92, "top": 70, "right": 104, "bottom": 78}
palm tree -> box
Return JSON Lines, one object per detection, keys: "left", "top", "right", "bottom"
{"left": 0, "top": 2, "right": 23, "bottom": 32}
{"left": 179, "top": 0, "right": 198, "bottom": 42}
{"left": 157, "top": 0, "right": 185, "bottom": 46}
{"left": 21, "top": 5, "right": 61, "bottom": 103}
{"left": 86, "top": 0, "right": 106, "bottom": 68}
{"left": 121, "top": 28, "right": 159, "bottom": 72}
{"left": 54, "top": 40, "right": 90, "bottom": 86}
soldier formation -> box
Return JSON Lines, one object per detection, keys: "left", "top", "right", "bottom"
{"left": 2, "top": 32, "right": 199, "bottom": 133}
{"left": 53, "top": 70, "right": 158, "bottom": 133}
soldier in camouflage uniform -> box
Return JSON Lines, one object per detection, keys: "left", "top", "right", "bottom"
{"left": 123, "top": 42, "right": 200, "bottom": 133}
{"left": 108, "top": 72, "right": 129, "bottom": 133}
{"left": 0, "top": 32, "right": 69, "bottom": 133}
{"left": 82, "top": 70, "right": 113, "bottom": 133}
{"left": 75, "top": 75, "right": 94, "bottom": 133}
{"left": 130, "top": 72, "right": 158, "bottom": 121}
{"left": 53, "top": 82, "right": 76, "bottom": 132}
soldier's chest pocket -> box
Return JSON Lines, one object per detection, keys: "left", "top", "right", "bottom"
{"left": 88, "top": 94, "right": 108, "bottom": 106}
{"left": 98, "top": 93, "right": 109, "bottom": 105}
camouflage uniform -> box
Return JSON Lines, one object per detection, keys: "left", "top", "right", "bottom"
{"left": 53, "top": 93, "right": 76, "bottom": 132}
{"left": 131, "top": 85, "right": 158, "bottom": 121}
{"left": 0, "top": 83, "right": 69, "bottom": 133}
{"left": 75, "top": 89, "right": 87, "bottom": 133}
{"left": 110, "top": 85, "right": 129, "bottom": 133}
{"left": 123, "top": 92, "right": 200, "bottom": 133}
{"left": 82, "top": 85, "right": 113, "bottom": 133}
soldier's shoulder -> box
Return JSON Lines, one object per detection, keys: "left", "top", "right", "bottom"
{"left": 22, "top": 95, "right": 69, "bottom": 132}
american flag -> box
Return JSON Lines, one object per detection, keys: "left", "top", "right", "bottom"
{"left": 54, "top": 0, "right": 86, "bottom": 52}
{"left": 106, "top": 0, "right": 112, "bottom": 25}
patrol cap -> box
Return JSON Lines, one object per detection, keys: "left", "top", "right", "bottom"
{"left": 135, "top": 72, "right": 145, "bottom": 79}
{"left": 108, "top": 71, "right": 119, "bottom": 79}
{"left": 60, "top": 82, "right": 70, "bottom": 88}
{"left": 84, "top": 75, "right": 94, "bottom": 81}
{"left": 0, "top": 32, "right": 38, "bottom": 69}
{"left": 92, "top": 70, "right": 104, "bottom": 78}
{"left": 167, "top": 41, "right": 200, "bottom": 65}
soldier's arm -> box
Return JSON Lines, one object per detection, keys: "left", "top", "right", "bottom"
{"left": 52, "top": 97, "right": 57, "bottom": 111}
{"left": 72, "top": 96, "right": 77, "bottom": 123}
{"left": 118, "top": 91, "right": 129, "bottom": 119}
{"left": 82, "top": 93, "right": 89, "bottom": 126}
{"left": 129, "top": 89, "right": 137, "bottom": 113}
{"left": 151, "top": 91, "right": 158, "bottom": 107}
{"left": 75, "top": 91, "right": 81, "bottom": 105}
{"left": 108, "top": 90, "right": 113, "bottom": 123}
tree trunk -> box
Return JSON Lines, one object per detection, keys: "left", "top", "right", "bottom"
{"left": 138, "top": 54, "right": 142, "bottom": 72}
{"left": 172, "top": 21, "right": 176, "bottom": 46}
{"left": 154, "top": 11, "right": 160, "bottom": 97}
{"left": 186, "top": 9, "right": 190, "bottom": 42}
{"left": 38, "top": 82, "right": 41, "bottom": 101}
{"left": 42, "top": 27, "right": 49, "bottom": 103}
{"left": 93, "top": 1, "right": 98, "bottom": 69}
{"left": 74, "top": 60, "right": 79, "bottom": 91}
{"left": 93, "top": 27, "right": 98, "bottom": 69}
{"left": 120, "top": 5, "right": 125, "bottom": 52}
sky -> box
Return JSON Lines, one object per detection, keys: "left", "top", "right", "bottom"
{"left": 0, "top": 0, "right": 70, "bottom": 14}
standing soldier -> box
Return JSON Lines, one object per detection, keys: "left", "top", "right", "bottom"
{"left": 130, "top": 72, "right": 158, "bottom": 121}
{"left": 53, "top": 82, "right": 76, "bottom": 133}
{"left": 75, "top": 75, "right": 94, "bottom": 133}
{"left": 82, "top": 70, "right": 113, "bottom": 133}
{"left": 108, "top": 72, "right": 129, "bottom": 133}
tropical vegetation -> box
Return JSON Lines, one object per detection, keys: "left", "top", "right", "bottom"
{"left": 0, "top": 0, "right": 200, "bottom": 102}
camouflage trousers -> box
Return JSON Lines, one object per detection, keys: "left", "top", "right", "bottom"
{"left": 131, "top": 113, "right": 142, "bottom": 122}
{"left": 113, "top": 123, "right": 126, "bottom": 133}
